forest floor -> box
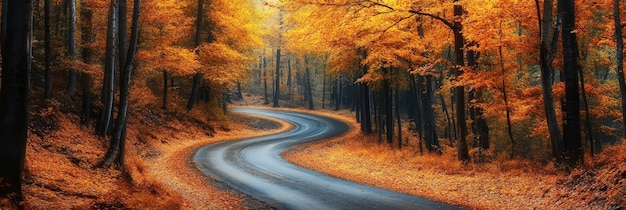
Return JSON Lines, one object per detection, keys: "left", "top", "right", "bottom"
{"left": 7, "top": 91, "right": 626, "bottom": 209}
{"left": 283, "top": 111, "right": 626, "bottom": 209}
{"left": 17, "top": 92, "right": 290, "bottom": 209}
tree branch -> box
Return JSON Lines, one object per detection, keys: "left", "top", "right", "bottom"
{"left": 363, "top": 0, "right": 454, "bottom": 31}
{"left": 407, "top": 10, "right": 454, "bottom": 30}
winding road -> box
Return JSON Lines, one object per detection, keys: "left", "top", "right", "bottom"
{"left": 193, "top": 108, "right": 461, "bottom": 210}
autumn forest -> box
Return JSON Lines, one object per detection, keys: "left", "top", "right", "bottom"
{"left": 1, "top": 0, "right": 625, "bottom": 209}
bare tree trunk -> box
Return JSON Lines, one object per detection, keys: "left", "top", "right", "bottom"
{"left": 187, "top": 0, "right": 204, "bottom": 111}
{"left": 384, "top": 69, "right": 393, "bottom": 146}
{"left": 273, "top": 49, "right": 281, "bottom": 107}
{"left": 263, "top": 56, "right": 269, "bottom": 105}
{"left": 102, "top": 0, "right": 141, "bottom": 167}
{"left": 614, "top": 0, "right": 626, "bottom": 141}
{"left": 499, "top": 45, "right": 515, "bottom": 158}
{"left": 559, "top": 0, "right": 583, "bottom": 167}
{"left": 187, "top": 74, "right": 200, "bottom": 111}
{"left": 97, "top": 0, "right": 118, "bottom": 137}
{"left": 322, "top": 61, "right": 326, "bottom": 109}
{"left": 535, "top": 0, "right": 564, "bottom": 162}
{"left": 44, "top": 0, "right": 52, "bottom": 99}
{"left": 118, "top": 0, "right": 127, "bottom": 75}
{"left": 395, "top": 86, "right": 402, "bottom": 149}
{"left": 423, "top": 75, "right": 440, "bottom": 152}
{"left": 80, "top": 0, "right": 94, "bottom": 125}
{"left": 163, "top": 70, "right": 168, "bottom": 109}
{"left": 67, "top": 0, "right": 77, "bottom": 96}
{"left": 305, "top": 56, "right": 314, "bottom": 110}
{"left": 360, "top": 65, "right": 372, "bottom": 134}
{"left": 453, "top": 0, "right": 469, "bottom": 161}
{"left": 0, "top": 0, "right": 32, "bottom": 204}
{"left": 236, "top": 81, "right": 243, "bottom": 100}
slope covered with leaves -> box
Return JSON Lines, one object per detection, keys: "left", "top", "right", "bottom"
{"left": 283, "top": 112, "right": 626, "bottom": 209}
{"left": 21, "top": 94, "right": 287, "bottom": 209}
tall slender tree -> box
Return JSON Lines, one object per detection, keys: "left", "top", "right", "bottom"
{"left": 614, "top": 0, "right": 626, "bottom": 139}
{"left": 0, "top": 0, "right": 32, "bottom": 205}
{"left": 102, "top": 0, "right": 141, "bottom": 167}
{"left": 187, "top": 0, "right": 204, "bottom": 111}
{"left": 273, "top": 49, "right": 281, "bottom": 107}
{"left": 67, "top": 0, "right": 77, "bottom": 97}
{"left": 80, "top": 0, "right": 94, "bottom": 125}
{"left": 97, "top": 0, "right": 118, "bottom": 136}
{"left": 535, "top": 0, "right": 564, "bottom": 162}
{"left": 559, "top": 0, "right": 583, "bottom": 167}
{"left": 44, "top": 0, "right": 52, "bottom": 99}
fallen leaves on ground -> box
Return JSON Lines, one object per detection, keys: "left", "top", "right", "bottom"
{"left": 22, "top": 100, "right": 289, "bottom": 209}
{"left": 283, "top": 110, "right": 626, "bottom": 210}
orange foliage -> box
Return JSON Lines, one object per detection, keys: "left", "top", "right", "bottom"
{"left": 22, "top": 96, "right": 290, "bottom": 208}
{"left": 284, "top": 110, "right": 625, "bottom": 209}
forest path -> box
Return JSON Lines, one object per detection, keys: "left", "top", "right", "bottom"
{"left": 193, "top": 108, "right": 462, "bottom": 209}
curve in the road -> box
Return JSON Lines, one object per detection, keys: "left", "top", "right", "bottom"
{"left": 193, "top": 108, "right": 462, "bottom": 210}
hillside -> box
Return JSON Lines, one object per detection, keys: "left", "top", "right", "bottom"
{"left": 17, "top": 94, "right": 287, "bottom": 209}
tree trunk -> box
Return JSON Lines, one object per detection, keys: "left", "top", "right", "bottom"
{"left": 163, "top": 70, "right": 168, "bottom": 109}
{"left": 80, "top": 0, "right": 94, "bottom": 125}
{"left": 81, "top": 74, "right": 92, "bottom": 124}
{"left": 559, "top": 0, "right": 583, "bottom": 167}
{"left": 44, "top": 0, "right": 52, "bottom": 99}
{"left": 305, "top": 56, "right": 314, "bottom": 110}
{"left": 97, "top": 1, "right": 118, "bottom": 137}
{"left": 187, "top": 73, "right": 200, "bottom": 111}
{"left": 263, "top": 56, "right": 269, "bottom": 104}
{"left": 236, "top": 81, "right": 243, "bottom": 100}
{"left": 395, "top": 86, "right": 402, "bottom": 149}
{"left": 499, "top": 45, "right": 515, "bottom": 158}
{"left": 0, "top": 0, "right": 31, "bottom": 204}
{"left": 536, "top": 0, "right": 564, "bottom": 162}
{"left": 67, "top": 0, "right": 77, "bottom": 97}
{"left": 614, "top": 0, "right": 626, "bottom": 140}
{"left": 335, "top": 77, "right": 342, "bottom": 111}
{"left": 578, "top": 64, "right": 594, "bottom": 156}
{"left": 423, "top": 75, "right": 440, "bottom": 152}
{"left": 360, "top": 66, "right": 372, "bottom": 134}
{"left": 187, "top": 0, "right": 204, "bottom": 111}
{"left": 273, "top": 49, "right": 281, "bottom": 107}
{"left": 453, "top": 0, "right": 469, "bottom": 161}
{"left": 384, "top": 69, "right": 393, "bottom": 146}
{"left": 102, "top": 0, "right": 140, "bottom": 168}
{"left": 322, "top": 62, "right": 326, "bottom": 109}
{"left": 467, "top": 48, "right": 489, "bottom": 149}
{"left": 118, "top": 0, "right": 127, "bottom": 75}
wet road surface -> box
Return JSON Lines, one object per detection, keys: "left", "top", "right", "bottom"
{"left": 193, "top": 108, "right": 462, "bottom": 210}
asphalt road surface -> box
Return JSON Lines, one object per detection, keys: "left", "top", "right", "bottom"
{"left": 193, "top": 108, "right": 462, "bottom": 210}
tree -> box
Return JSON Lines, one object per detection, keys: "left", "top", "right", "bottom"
{"left": 0, "top": 0, "right": 32, "bottom": 205}
{"left": 614, "top": 0, "right": 626, "bottom": 139}
{"left": 535, "top": 0, "right": 564, "bottom": 162}
{"left": 67, "top": 0, "right": 78, "bottom": 97}
{"left": 273, "top": 48, "right": 281, "bottom": 107}
{"left": 96, "top": 0, "right": 118, "bottom": 137}
{"left": 559, "top": 0, "right": 583, "bottom": 167}
{"left": 186, "top": 0, "right": 205, "bottom": 111}
{"left": 44, "top": 0, "right": 52, "bottom": 99}
{"left": 101, "top": 0, "right": 142, "bottom": 167}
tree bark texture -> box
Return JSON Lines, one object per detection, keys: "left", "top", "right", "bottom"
{"left": 614, "top": 0, "right": 626, "bottom": 140}
{"left": 97, "top": 1, "right": 118, "bottom": 137}
{"left": 559, "top": 0, "right": 583, "bottom": 167}
{"left": 536, "top": 0, "right": 564, "bottom": 162}
{"left": 0, "top": 0, "right": 32, "bottom": 204}
{"left": 67, "top": 0, "right": 77, "bottom": 97}
{"left": 273, "top": 49, "right": 281, "bottom": 107}
{"left": 453, "top": 0, "right": 470, "bottom": 161}
{"left": 102, "top": 0, "right": 141, "bottom": 167}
